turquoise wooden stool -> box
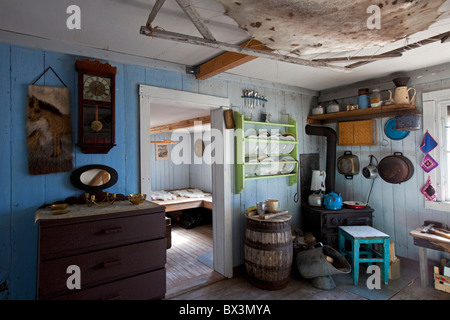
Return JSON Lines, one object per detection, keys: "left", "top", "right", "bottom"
{"left": 338, "top": 226, "right": 390, "bottom": 286}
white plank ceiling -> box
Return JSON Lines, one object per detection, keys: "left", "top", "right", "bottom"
{"left": 1, "top": 0, "right": 450, "bottom": 91}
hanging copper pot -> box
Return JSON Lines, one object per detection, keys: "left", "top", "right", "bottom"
{"left": 378, "top": 152, "right": 414, "bottom": 184}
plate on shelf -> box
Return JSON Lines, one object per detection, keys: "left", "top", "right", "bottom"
{"left": 257, "top": 139, "right": 268, "bottom": 155}
{"left": 256, "top": 156, "right": 279, "bottom": 176}
{"left": 280, "top": 156, "right": 296, "bottom": 174}
{"left": 282, "top": 132, "right": 295, "bottom": 139}
{"left": 244, "top": 128, "right": 257, "bottom": 138}
{"left": 245, "top": 158, "right": 258, "bottom": 177}
{"left": 282, "top": 135, "right": 296, "bottom": 154}
{"left": 384, "top": 118, "right": 410, "bottom": 140}
{"left": 245, "top": 140, "right": 258, "bottom": 156}
{"left": 269, "top": 133, "right": 282, "bottom": 140}
{"left": 258, "top": 131, "right": 269, "bottom": 139}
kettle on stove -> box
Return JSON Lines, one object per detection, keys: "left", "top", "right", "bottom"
{"left": 323, "top": 192, "right": 343, "bottom": 210}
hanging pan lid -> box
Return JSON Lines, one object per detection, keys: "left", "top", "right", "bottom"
{"left": 384, "top": 118, "right": 410, "bottom": 140}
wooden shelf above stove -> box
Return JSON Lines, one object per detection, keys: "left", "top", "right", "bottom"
{"left": 307, "top": 104, "right": 421, "bottom": 124}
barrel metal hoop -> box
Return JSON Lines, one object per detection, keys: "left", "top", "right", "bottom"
{"left": 244, "top": 240, "right": 293, "bottom": 251}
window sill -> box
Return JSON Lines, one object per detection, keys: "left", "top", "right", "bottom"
{"left": 425, "top": 200, "right": 450, "bottom": 212}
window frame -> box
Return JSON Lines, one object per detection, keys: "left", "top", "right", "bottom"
{"left": 422, "top": 88, "right": 450, "bottom": 212}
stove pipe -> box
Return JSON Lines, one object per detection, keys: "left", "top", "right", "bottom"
{"left": 305, "top": 125, "right": 337, "bottom": 193}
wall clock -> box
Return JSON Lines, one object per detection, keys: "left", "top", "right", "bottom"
{"left": 76, "top": 59, "right": 117, "bottom": 154}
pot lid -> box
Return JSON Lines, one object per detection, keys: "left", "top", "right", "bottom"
{"left": 384, "top": 118, "right": 410, "bottom": 140}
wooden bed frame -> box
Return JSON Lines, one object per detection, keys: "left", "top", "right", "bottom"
{"left": 150, "top": 193, "right": 212, "bottom": 213}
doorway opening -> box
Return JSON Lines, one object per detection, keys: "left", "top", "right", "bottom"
{"left": 139, "top": 85, "right": 233, "bottom": 297}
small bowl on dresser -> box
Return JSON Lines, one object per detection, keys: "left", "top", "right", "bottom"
{"left": 127, "top": 194, "right": 147, "bottom": 205}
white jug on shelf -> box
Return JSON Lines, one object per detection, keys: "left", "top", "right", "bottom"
{"left": 388, "top": 86, "right": 416, "bottom": 105}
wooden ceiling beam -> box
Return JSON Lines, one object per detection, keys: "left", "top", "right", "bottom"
{"left": 175, "top": 0, "right": 215, "bottom": 41}
{"left": 140, "top": 26, "right": 349, "bottom": 72}
{"left": 150, "top": 115, "right": 211, "bottom": 134}
{"left": 313, "top": 53, "right": 402, "bottom": 63}
{"left": 145, "top": 0, "right": 166, "bottom": 28}
{"left": 195, "top": 39, "right": 272, "bottom": 80}
{"left": 346, "top": 30, "right": 450, "bottom": 69}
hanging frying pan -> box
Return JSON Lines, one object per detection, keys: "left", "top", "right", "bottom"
{"left": 378, "top": 152, "right": 414, "bottom": 184}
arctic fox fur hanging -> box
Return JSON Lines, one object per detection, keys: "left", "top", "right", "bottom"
{"left": 27, "top": 85, "right": 73, "bottom": 175}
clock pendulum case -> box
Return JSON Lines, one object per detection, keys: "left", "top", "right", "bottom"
{"left": 75, "top": 59, "right": 117, "bottom": 154}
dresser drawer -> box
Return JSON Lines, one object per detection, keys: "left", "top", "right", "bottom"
{"left": 53, "top": 269, "right": 166, "bottom": 300}
{"left": 38, "top": 238, "right": 166, "bottom": 298}
{"left": 39, "top": 212, "right": 165, "bottom": 259}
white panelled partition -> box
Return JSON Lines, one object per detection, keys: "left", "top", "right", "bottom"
{"left": 139, "top": 85, "right": 233, "bottom": 278}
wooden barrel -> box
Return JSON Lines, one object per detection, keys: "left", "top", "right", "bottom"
{"left": 244, "top": 215, "right": 293, "bottom": 290}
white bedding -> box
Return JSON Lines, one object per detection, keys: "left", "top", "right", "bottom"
{"left": 150, "top": 189, "right": 209, "bottom": 201}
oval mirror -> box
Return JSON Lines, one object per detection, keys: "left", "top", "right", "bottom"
{"left": 70, "top": 164, "right": 118, "bottom": 191}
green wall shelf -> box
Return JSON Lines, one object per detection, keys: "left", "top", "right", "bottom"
{"left": 234, "top": 111, "right": 299, "bottom": 194}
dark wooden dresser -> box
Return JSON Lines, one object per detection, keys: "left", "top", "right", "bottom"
{"left": 35, "top": 201, "right": 166, "bottom": 300}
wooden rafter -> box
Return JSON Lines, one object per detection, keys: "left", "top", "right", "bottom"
{"left": 195, "top": 39, "right": 272, "bottom": 80}
{"left": 141, "top": 0, "right": 346, "bottom": 72}
{"left": 313, "top": 53, "right": 402, "bottom": 63}
{"left": 140, "top": 26, "right": 348, "bottom": 72}
{"left": 150, "top": 139, "right": 178, "bottom": 144}
{"left": 146, "top": 0, "right": 166, "bottom": 28}
{"left": 142, "top": 1, "right": 450, "bottom": 74}
{"left": 346, "top": 30, "right": 450, "bottom": 69}
{"left": 150, "top": 115, "right": 211, "bottom": 134}
{"left": 175, "top": 0, "right": 215, "bottom": 41}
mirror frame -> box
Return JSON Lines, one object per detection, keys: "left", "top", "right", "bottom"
{"left": 70, "top": 164, "right": 118, "bottom": 192}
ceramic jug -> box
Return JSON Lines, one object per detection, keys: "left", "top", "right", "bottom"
{"left": 389, "top": 86, "right": 416, "bottom": 104}
{"left": 311, "top": 170, "right": 326, "bottom": 192}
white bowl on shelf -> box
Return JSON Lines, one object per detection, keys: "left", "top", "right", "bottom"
{"left": 245, "top": 158, "right": 258, "bottom": 177}
{"left": 280, "top": 156, "right": 296, "bottom": 174}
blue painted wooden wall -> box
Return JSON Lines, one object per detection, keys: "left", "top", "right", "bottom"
{"left": 0, "top": 43, "right": 212, "bottom": 299}
{"left": 0, "top": 42, "right": 320, "bottom": 299}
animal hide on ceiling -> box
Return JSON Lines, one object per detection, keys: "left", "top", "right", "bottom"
{"left": 217, "top": 0, "right": 446, "bottom": 56}
{"left": 27, "top": 85, "right": 73, "bottom": 175}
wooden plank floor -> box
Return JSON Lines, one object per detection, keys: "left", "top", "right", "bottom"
{"left": 166, "top": 222, "right": 215, "bottom": 295}
{"left": 171, "top": 258, "right": 450, "bottom": 300}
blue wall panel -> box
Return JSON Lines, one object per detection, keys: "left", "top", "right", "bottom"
{"left": 0, "top": 42, "right": 319, "bottom": 299}
{"left": 0, "top": 43, "right": 12, "bottom": 300}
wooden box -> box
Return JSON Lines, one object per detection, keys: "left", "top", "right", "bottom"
{"left": 338, "top": 120, "right": 377, "bottom": 146}
{"left": 434, "top": 259, "right": 450, "bottom": 294}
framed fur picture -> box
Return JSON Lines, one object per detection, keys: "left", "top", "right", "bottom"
{"left": 27, "top": 85, "right": 73, "bottom": 175}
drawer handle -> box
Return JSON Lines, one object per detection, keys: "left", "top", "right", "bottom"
{"left": 102, "top": 227, "right": 122, "bottom": 234}
{"left": 102, "top": 258, "right": 122, "bottom": 268}
{"left": 101, "top": 294, "right": 121, "bottom": 300}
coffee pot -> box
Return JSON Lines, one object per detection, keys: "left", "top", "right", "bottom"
{"left": 308, "top": 170, "right": 326, "bottom": 207}
{"left": 389, "top": 86, "right": 416, "bottom": 105}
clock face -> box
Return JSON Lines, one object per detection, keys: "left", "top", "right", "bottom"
{"left": 83, "top": 74, "right": 111, "bottom": 102}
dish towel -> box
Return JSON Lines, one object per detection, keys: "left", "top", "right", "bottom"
{"left": 421, "top": 153, "right": 439, "bottom": 173}
{"left": 421, "top": 176, "right": 437, "bottom": 201}
{"left": 420, "top": 130, "right": 438, "bottom": 154}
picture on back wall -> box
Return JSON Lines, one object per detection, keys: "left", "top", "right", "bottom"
{"left": 26, "top": 85, "right": 73, "bottom": 175}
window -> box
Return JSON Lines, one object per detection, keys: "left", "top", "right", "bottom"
{"left": 422, "top": 88, "right": 450, "bottom": 211}
{"left": 446, "top": 105, "right": 450, "bottom": 201}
